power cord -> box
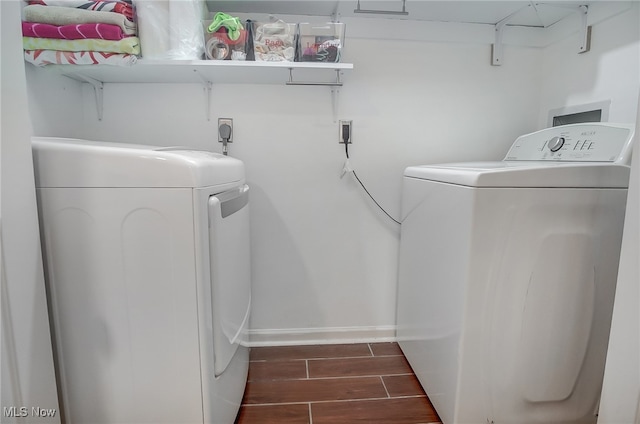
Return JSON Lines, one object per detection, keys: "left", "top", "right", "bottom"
{"left": 342, "top": 127, "right": 401, "bottom": 225}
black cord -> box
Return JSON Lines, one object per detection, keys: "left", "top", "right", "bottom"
{"left": 344, "top": 142, "right": 401, "bottom": 225}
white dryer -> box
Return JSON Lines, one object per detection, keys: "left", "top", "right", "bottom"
{"left": 32, "top": 137, "right": 251, "bottom": 424}
{"left": 397, "top": 123, "right": 635, "bottom": 424}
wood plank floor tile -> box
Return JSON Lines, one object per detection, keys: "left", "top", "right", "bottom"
{"left": 382, "top": 375, "right": 426, "bottom": 397}
{"left": 242, "top": 377, "right": 387, "bottom": 404}
{"left": 311, "top": 397, "right": 440, "bottom": 424}
{"left": 370, "top": 342, "right": 404, "bottom": 356}
{"left": 235, "top": 404, "right": 310, "bottom": 424}
{"left": 308, "top": 355, "right": 413, "bottom": 378}
{"left": 250, "top": 344, "right": 371, "bottom": 361}
{"left": 248, "top": 360, "right": 307, "bottom": 382}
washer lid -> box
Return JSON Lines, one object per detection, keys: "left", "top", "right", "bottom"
{"left": 32, "top": 137, "right": 245, "bottom": 188}
{"left": 404, "top": 161, "right": 630, "bottom": 188}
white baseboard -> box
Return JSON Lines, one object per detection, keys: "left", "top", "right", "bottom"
{"left": 247, "top": 325, "right": 397, "bottom": 347}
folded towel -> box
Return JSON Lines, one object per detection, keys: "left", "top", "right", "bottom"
{"left": 24, "top": 49, "right": 137, "bottom": 66}
{"left": 23, "top": 36, "right": 140, "bottom": 54}
{"left": 22, "top": 22, "right": 127, "bottom": 40}
{"left": 23, "top": 5, "right": 136, "bottom": 35}
{"left": 27, "top": 0, "right": 134, "bottom": 21}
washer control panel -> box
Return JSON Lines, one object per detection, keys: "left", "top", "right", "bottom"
{"left": 504, "top": 123, "right": 634, "bottom": 163}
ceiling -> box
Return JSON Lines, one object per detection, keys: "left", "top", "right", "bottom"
{"left": 204, "top": 1, "right": 620, "bottom": 28}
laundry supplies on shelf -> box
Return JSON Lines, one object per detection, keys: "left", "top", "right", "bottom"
{"left": 133, "top": 0, "right": 205, "bottom": 60}
{"left": 20, "top": 1, "right": 349, "bottom": 70}
{"left": 204, "top": 12, "right": 247, "bottom": 60}
{"left": 252, "top": 20, "right": 297, "bottom": 62}
{"left": 298, "top": 23, "right": 345, "bottom": 63}
{"left": 22, "top": 1, "right": 139, "bottom": 66}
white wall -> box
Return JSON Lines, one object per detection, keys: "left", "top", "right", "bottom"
{"left": 14, "top": 3, "right": 640, "bottom": 422}
{"left": 19, "top": 4, "right": 640, "bottom": 421}
{"left": 25, "top": 66, "right": 84, "bottom": 139}
{"left": 1, "top": 0, "right": 60, "bottom": 421}
{"left": 24, "top": 4, "right": 640, "bottom": 348}
{"left": 26, "top": 37, "right": 542, "bottom": 344}
{"left": 538, "top": 3, "right": 640, "bottom": 126}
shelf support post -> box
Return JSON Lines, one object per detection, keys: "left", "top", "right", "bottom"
{"left": 577, "top": 5, "right": 591, "bottom": 54}
{"left": 194, "top": 70, "right": 213, "bottom": 121}
{"left": 204, "top": 81, "right": 213, "bottom": 121}
{"left": 492, "top": 3, "right": 531, "bottom": 66}
{"left": 72, "top": 74, "right": 104, "bottom": 120}
{"left": 332, "top": 69, "right": 341, "bottom": 123}
{"left": 492, "top": 22, "right": 506, "bottom": 66}
{"left": 535, "top": 3, "right": 591, "bottom": 54}
{"left": 331, "top": 87, "right": 340, "bottom": 124}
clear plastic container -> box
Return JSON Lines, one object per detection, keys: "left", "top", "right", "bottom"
{"left": 297, "top": 22, "right": 345, "bottom": 63}
{"left": 252, "top": 21, "right": 297, "bottom": 62}
{"left": 202, "top": 19, "right": 248, "bottom": 60}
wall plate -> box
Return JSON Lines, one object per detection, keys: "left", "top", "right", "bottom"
{"left": 218, "top": 118, "right": 233, "bottom": 143}
{"left": 339, "top": 120, "right": 352, "bottom": 144}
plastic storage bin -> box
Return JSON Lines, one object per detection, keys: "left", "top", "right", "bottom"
{"left": 203, "top": 18, "right": 248, "bottom": 60}
{"left": 297, "top": 22, "right": 345, "bottom": 62}
{"left": 252, "top": 21, "right": 297, "bottom": 62}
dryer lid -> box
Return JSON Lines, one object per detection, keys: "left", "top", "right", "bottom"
{"left": 32, "top": 137, "right": 245, "bottom": 188}
{"left": 404, "top": 161, "right": 630, "bottom": 188}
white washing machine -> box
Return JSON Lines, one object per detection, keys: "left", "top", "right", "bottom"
{"left": 396, "top": 123, "right": 635, "bottom": 424}
{"left": 32, "top": 137, "right": 251, "bottom": 424}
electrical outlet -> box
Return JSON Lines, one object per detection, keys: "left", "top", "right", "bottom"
{"left": 218, "top": 118, "right": 233, "bottom": 143}
{"left": 339, "top": 120, "right": 352, "bottom": 144}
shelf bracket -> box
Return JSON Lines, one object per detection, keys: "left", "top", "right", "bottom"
{"left": 492, "top": 3, "right": 531, "bottom": 66}
{"left": 493, "top": 3, "right": 591, "bottom": 65}
{"left": 331, "top": 87, "right": 340, "bottom": 123}
{"left": 71, "top": 74, "right": 104, "bottom": 120}
{"left": 577, "top": 5, "right": 591, "bottom": 54}
{"left": 492, "top": 22, "right": 506, "bottom": 66}
{"left": 204, "top": 81, "right": 213, "bottom": 121}
{"left": 330, "top": 1, "right": 340, "bottom": 22}
{"left": 535, "top": 3, "right": 591, "bottom": 54}
{"left": 194, "top": 70, "right": 213, "bottom": 121}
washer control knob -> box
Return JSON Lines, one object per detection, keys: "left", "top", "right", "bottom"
{"left": 549, "top": 136, "right": 565, "bottom": 152}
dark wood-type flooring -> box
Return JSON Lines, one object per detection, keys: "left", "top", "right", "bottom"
{"left": 235, "top": 342, "right": 442, "bottom": 424}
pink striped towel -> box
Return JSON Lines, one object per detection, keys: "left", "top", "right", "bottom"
{"left": 22, "top": 22, "right": 126, "bottom": 40}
